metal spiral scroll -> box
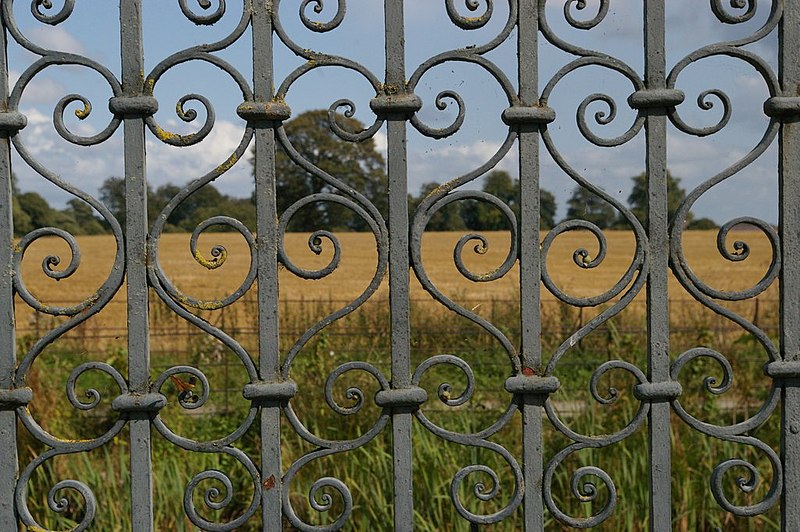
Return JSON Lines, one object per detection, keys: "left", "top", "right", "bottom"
{"left": 665, "top": 0, "right": 784, "bottom": 517}
{"left": 282, "top": 363, "right": 391, "bottom": 531}
{"left": 2, "top": 3, "right": 128, "bottom": 528}
{"left": 180, "top": 0, "right": 227, "bottom": 26}
{"left": 401, "top": 2, "right": 528, "bottom": 525}
{"left": 539, "top": 0, "right": 612, "bottom": 58}
{"left": 408, "top": 0, "right": 516, "bottom": 140}
{"left": 407, "top": 0, "right": 519, "bottom": 370}
{"left": 543, "top": 362, "right": 650, "bottom": 527}
{"left": 411, "top": 355, "right": 523, "bottom": 524}
{"left": 140, "top": 6, "right": 264, "bottom": 530}
{"left": 537, "top": 3, "right": 656, "bottom": 527}
{"left": 273, "top": 0, "right": 384, "bottom": 147}
{"left": 267, "top": 5, "right": 399, "bottom": 527}
{"left": 16, "top": 363, "right": 129, "bottom": 530}
{"left": 274, "top": 131, "right": 389, "bottom": 390}
{"left": 273, "top": 29, "right": 384, "bottom": 146}
{"left": 282, "top": 450, "right": 355, "bottom": 532}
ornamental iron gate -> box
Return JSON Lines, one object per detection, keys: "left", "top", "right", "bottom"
{"left": 0, "top": 0, "right": 798, "bottom": 530}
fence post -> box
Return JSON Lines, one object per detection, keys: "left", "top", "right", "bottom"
{"left": 643, "top": 2, "right": 673, "bottom": 530}
{"left": 517, "top": 1, "right": 546, "bottom": 529}
{"left": 119, "top": 1, "right": 155, "bottom": 529}
{"left": 382, "top": 1, "right": 415, "bottom": 529}
{"left": 779, "top": 1, "right": 800, "bottom": 528}
{"left": 251, "top": 1, "right": 286, "bottom": 529}
{"left": 0, "top": 18, "right": 19, "bottom": 529}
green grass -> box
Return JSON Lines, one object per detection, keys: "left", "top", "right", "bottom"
{"left": 15, "top": 294, "right": 782, "bottom": 530}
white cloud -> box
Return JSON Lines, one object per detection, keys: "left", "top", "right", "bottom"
{"left": 373, "top": 130, "right": 387, "bottom": 157}
{"left": 19, "top": 76, "right": 67, "bottom": 105}
{"left": 8, "top": 69, "right": 68, "bottom": 105}
{"left": 22, "top": 108, "right": 51, "bottom": 126}
{"left": 667, "top": 131, "right": 777, "bottom": 223}
{"left": 145, "top": 118, "right": 253, "bottom": 192}
{"left": 29, "top": 27, "right": 86, "bottom": 55}
{"left": 12, "top": 113, "right": 254, "bottom": 209}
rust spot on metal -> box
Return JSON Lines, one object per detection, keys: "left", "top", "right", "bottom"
{"left": 169, "top": 375, "right": 198, "bottom": 404}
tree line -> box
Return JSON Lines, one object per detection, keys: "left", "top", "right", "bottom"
{"left": 565, "top": 171, "right": 718, "bottom": 231}
{"left": 10, "top": 174, "right": 257, "bottom": 237}
{"left": 10, "top": 109, "right": 715, "bottom": 237}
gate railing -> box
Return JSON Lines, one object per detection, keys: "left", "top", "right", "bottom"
{"left": 0, "top": 0, "right": 798, "bottom": 530}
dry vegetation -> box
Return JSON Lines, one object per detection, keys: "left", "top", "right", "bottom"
{"left": 14, "top": 229, "right": 778, "bottom": 335}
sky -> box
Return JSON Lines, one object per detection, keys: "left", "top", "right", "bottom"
{"left": 4, "top": 0, "right": 782, "bottom": 224}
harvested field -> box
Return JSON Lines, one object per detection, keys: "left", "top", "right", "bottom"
{"left": 13, "top": 229, "right": 778, "bottom": 348}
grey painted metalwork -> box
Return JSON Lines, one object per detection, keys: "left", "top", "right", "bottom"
{"left": 0, "top": 0, "right": 796, "bottom": 529}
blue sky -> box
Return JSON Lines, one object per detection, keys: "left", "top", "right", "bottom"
{"left": 5, "top": 0, "right": 780, "bottom": 224}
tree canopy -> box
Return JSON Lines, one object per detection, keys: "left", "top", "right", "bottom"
{"left": 11, "top": 119, "right": 721, "bottom": 238}
{"left": 565, "top": 186, "right": 617, "bottom": 229}
{"left": 627, "top": 171, "right": 694, "bottom": 226}
{"left": 11, "top": 174, "right": 106, "bottom": 237}
{"left": 99, "top": 176, "right": 256, "bottom": 233}
{"left": 408, "top": 182, "right": 466, "bottom": 231}
{"left": 261, "top": 109, "right": 388, "bottom": 232}
{"left": 563, "top": 172, "right": 717, "bottom": 230}
{"left": 409, "top": 170, "right": 557, "bottom": 232}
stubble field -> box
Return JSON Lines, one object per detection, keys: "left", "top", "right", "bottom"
{"left": 14, "top": 228, "right": 777, "bottom": 335}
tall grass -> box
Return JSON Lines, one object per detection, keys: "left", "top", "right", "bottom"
{"left": 17, "top": 292, "right": 781, "bottom": 530}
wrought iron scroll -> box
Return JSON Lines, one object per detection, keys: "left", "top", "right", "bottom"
{"left": 0, "top": 0, "right": 795, "bottom": 530}
{"left": 777, "top": 0, "right": 800, "bottom": 529}
{"left": 668, "top": 0, "right": 784, "bottom": 522}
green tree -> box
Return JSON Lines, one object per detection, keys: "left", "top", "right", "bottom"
{"left": 409, "top": 182, "right": 466, "bottom": 231}
{"left": 62, "top": 199, "right": 106, "bottom": 235}
{"left": 227, "top": 197, "right": 257, "bottom": 231}
{"left": 464, "top": 170, "right": 518, "bottom": 231}
{"left": 17, "top": 191, "right": 55, "bottom": 230}
{"left": 99, "top": 176, "right": 131, "bottom": 229}
{"left": 626, "top": 171, "right": 694, "bottom": 226}
{"left": 540, "top": 189, "right": 557, "bottom": 229}
{"left": 100, "top": 176, "right": 169, "bottom": 230}
{"left": 457, "top": 170, "right": 557, "bottom": 231}
{"left": 10, "top": 175, "right": 32, "bottom": 236}
{"left": 153, "top": 183, "right": 222, "bottom": 232}
{"left": 687, "top": 217, "right": 718, "bottom": 230}
{"left": 100, "top": 177, "right": 256, "bottom": 233}
{"left": 565, "top": 186, "right": 617, "bottom": 229}
{"left": 259, "top": 110, "right": 388, "bottom": 231}
{"left": 13, "top": 175, "right": 110, "bottom": 236}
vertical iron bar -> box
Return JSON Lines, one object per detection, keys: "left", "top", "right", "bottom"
{"left": 252, "top": 1, "right": 284, "bottom": 529}
{"left": 120, "top": 2, "right": 153, "bottom": 529}
{"left": 517, "top": 0, "right": 544, "bottom": 529}
{"left": 780, "top": 1, "right": 800, "bottom": 529}
{"left": 384, "top": 0, "right": 413, "bottom": 529}
{"left": 643, "top": 2, "right": 672, "bottom": 530}
{"left": 0, "top": 18, "right": 18, "bottom": 529}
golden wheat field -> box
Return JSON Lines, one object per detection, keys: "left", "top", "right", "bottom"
{"left": 12, "top": 229, "right": 778, "bottom": 341}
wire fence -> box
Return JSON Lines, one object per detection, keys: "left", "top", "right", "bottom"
{"left": 16, "top": 294, "right": 778, "bottom": 416}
